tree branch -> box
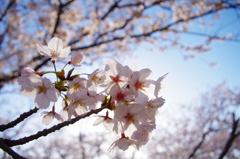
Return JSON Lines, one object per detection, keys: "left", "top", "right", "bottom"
{"left": 0, "top": 107, "right": 38, "bottom": 132}
{"left": 218, "top": 114, "right": 240, "bottom": 159}
{"left": 188, "top": 128, "right": 216, "bottom": 159}
{"left": 0, "top": 139, "right": 26, "bottom": 159}
{"left": 0, "top": 0, "right": 16, "bottom": 22}
{"left": 72, "top": 3, "right": 240, "bottom": 51}
{"left": 100, "top": 0, "right": 122, "bottom": 20}
{"left": 2, "top": 101, "right": 110, "bottom": 147}
{"left": 169, "top": 29, "right": 240, "bottom": 42}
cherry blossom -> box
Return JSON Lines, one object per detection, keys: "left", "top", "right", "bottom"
{"left": 41, "top": 110, "right": 63, "bottom": 125}
{"left": 37, "top": 37, "right": 71, "bottom": 61}
{"left": 70, "top": 52, "right": 85, "bottom": 66}
{"left": 113, "top": 104, "right": 148, "bottom": 134}
{"left": 108, "top": 133, "right": 138, "bottom": 153}
{"left": 87, "top": 69, "right": 106, "bottom": 87}
{"left": 67, "top": 77, "right": 87, "bottom": 99}
{"left": 104, "top": 59, "right": 132, "bottom": 92}
{"left": 34, "top": 77, "right": 59, "bottom": 109}
{"left": 129, "top": 68, "right": 155, "bottom": 96}
{"left": 93, "top": 111, "right": 114, "bottom": 131}
{"left": 17, "top": 67, "right": 42, "bottom": 97}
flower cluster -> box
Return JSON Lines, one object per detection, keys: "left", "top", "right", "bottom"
{"left": 17, "top": 37, "right": 167, "bottom": 152}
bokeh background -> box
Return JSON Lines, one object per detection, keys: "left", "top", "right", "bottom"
{"left": 0, "top": 0, "right": 240, "bottom": 158}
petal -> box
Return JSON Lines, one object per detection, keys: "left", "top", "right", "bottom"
{"left": 46, "top": 88, "right": 58, "bottom": 102}
{"left": 54, "top": 113, "right": 63, "bottom": 122}
{"left": 139, "top": 69, "right": 152, "bottom": 81}
{"left": 59, "top": 46, "right": 71, "bottom": 58}
{"left": 35, "top": 93, "right": 50, "bottom": 109}
{"left": 48, "top": 37, "right": 63, "bottom": 52}
{"left": 37, "top": 44, "right": 51, "bottom": 56}
{"left": 42, "top": 113, "right": 54, "bottom": 125}
{"left": 93, "top": 117, "right": 104, "bottom": 126}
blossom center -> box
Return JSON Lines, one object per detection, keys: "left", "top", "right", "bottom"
{"left": 116, "top": 92, "right": 125, "bottom": 101}
{"left": 51, "top": 50, "right": 59, "bottom": 58}
{"left": 73, "top": 100, "right": 84, "bottom": 107}
{"left": 124, "top": 113, "right": 135, "bottom": 123}
{"left": 92, "top": 75, "right": 100, "bottom": 83}
{"left": 38, "top": 86, "right": 47, "bottom": 94}
{"left": 110, "top": 75, "right": 123, "bottom": 83}
{"left": 135, "top": 80, "right": 144, "bottom": 90}
{"left": 72, "top": 83, "right": 84, "bottom": 91}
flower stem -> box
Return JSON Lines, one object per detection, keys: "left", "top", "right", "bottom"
{"left": 52, "top": 60, "right": 59, "bottom": 82}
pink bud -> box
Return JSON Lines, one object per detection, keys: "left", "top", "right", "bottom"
{"left": 70, "top": 52, "right": 85, "bottom": 66}
{"left": 21, "top": 67, "right": 36, "bottom": 76}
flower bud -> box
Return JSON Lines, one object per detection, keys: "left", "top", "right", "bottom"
{"left": 70, "top": 52, "right": 85, "bottom": 66}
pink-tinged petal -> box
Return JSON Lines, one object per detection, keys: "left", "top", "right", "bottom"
{"left": 108, "top": 141, "right": 117, "bottom": 153}
{"left": 20, "top": 67, "right": 35, "bottom": 76}
{"left": 61, "top": 109, "right": 69, "bottom": 121}
{"left": 60, "top": 46, "right": 71, "bottom": 58}
{"left": 106, "top": 59, "right": 118, "bottom": 76}
{"left": 117, "top": 138, "right": 129, "bottom": 150}
{"left": 131, "top": 128, "right": 142, "bottom": 139}
{"left": 48, "top": 37, "right": 63, "bottom": 52}
{"left": 37, "top": 44, "right": 51, "bottom": 56}
{"left": 42, "top": 113, "right": 54, "bottom": 125}
{"left": 54, "top": 113, "right": 63, "bottom": 122}
{"left": 103, "top": 119, "right": 114, "bottom": 131}
{"left": 71, "top": 52, "right": 84, "bottom": 66}
{"left": 154, "top": 73, "right": 168, "bottom": 97}
{"left": 139, "top": 68, "right": 152, "bottom": 81}
{"left": 93, "top": 117, "right": 104, "bottom": 126}
{"left": 135, "top": 91, "right": 148, "bottom": 104}
{"left": 75, "top": 105, "right": 87, "bottom": 115}
{"left": 121, "top": 65, "right": 132, "bottom": 77}
{"left": 114, "top": 105, "right": 128, "bottom": 118}
{"left": 21, "top": 88, "right": 37, "bottom": 97}
{"left": 46, "top": 89, "right": 58, "bottom": 102}
{"left": 35, "top": 93, "right": 50, "bottom": 109}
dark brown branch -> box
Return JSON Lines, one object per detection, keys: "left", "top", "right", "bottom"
{"left": 218, "top": 114, "right": 240, "bottom": 159}
{"left": 0, "top": 139, "right": 26, "bottom": 159}
{"left": 3, "top": 101, "right": 110, "bottom": 147}
{"left": 51, "top": 0, "right": 75, "bottom": 37}
{"left": 94, "top": 17, "right": 133, "bottom": 44}
{"left": 72, "top": 3, "right": 240, "bottom": 51}
{"left": 188, "top": 129, "right": 216, "bottom": 159}
{"left": 0, "top": 107, "right": 38, "bottom": 132}
{"left": 169, "top": 29, "right": 240, "bottom": 42}
{"left": 100, "top": 0, "right": 122, "bottom": 20}
{"left": 0, "top": 0, "right": 16, "bottom": 22}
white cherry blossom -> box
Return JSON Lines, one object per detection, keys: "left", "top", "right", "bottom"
{"left": 34, "top": 77, "right": 59, "bottom": 109}
{"left": 37, "top": 37, "right": 71, "bottom": 61}
{"left": 104, "top": 59, "right": 132, "bottom": 92}
{"left": 41, "top": 110, "right": 63, "bottom": 125}
{"left": 108, "top": 133, "right": 138, "bottom": 153}
{"left": 17, "top": 67, "right": 42, "bottom": 97}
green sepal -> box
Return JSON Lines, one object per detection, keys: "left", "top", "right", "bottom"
{"left": 56, "top": 69, "right": 66, "bottom": 80}
{"left": 55, "top": 80, "right": 68, "bottom": 91}
{"left": 67, "top": 68, "right": 75, "bottom": 79}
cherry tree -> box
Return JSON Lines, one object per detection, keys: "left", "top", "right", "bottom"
{"left": 0, "top": 0, "right": 240, "bottom": 158}
{"left": 0, "top": 0, "right": 240, "bottom": 88}
{"left": 149, "top": 83, "right": 240, "bottom": 159}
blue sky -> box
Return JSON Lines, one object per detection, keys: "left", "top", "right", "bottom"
{"left": 78, "top": 8, "right": 240, "bottom": 110}
{"left": 0, "top": 5, "right": 239, "bottom": 158}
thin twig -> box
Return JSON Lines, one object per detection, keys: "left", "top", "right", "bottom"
{"left": 3, "top": 101, "right": 110, "bottom": 147}
{"left": 0, "top": 107, "right": 38, "bottom": 132}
